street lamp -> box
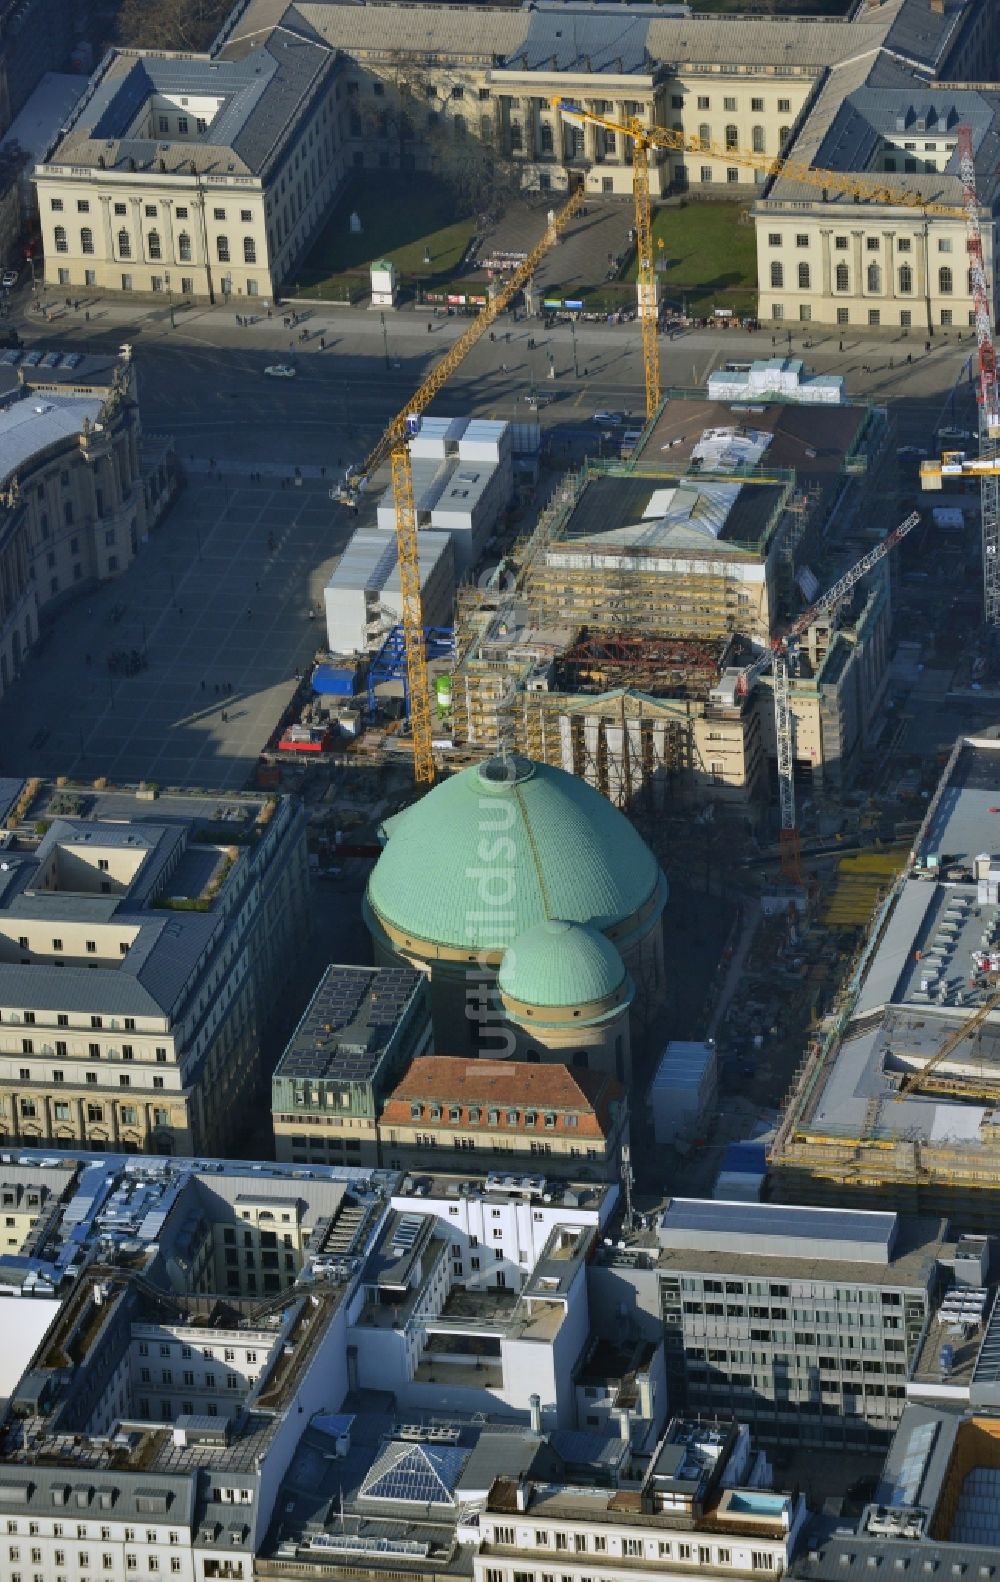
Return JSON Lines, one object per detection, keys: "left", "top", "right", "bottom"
{"left": 570, "top": 318, "right": 579, "bottom": 378}
{"left": 380, "top": 311, "right": 390, "bottom": 370}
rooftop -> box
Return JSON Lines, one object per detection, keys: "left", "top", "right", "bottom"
{"left": 382, "top": 1057, "right": 625, "bottom": 1140}
{"left": 326, "top": 526, "right": 453, "bottom": 597}
{"left": 555, "top": 472, "right": 787, "bottom": 559}
{"left": 0, "top": 389, "right": 104, "bottom": 487}
{"left": 273, "top": 964, "right": 426, "bottom": 1086}
{"left": 42, "top": 31, "right": 334, "bottom": 178}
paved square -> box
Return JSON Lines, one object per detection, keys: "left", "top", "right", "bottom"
{"left": 0, "top": 472, "right": 349, "bottom": 790}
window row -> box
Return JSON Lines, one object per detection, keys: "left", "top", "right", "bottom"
{"left": 54, "top": 229, "right": 258, "bottom": 265}
{"left": 769, "top": 260, "right": 962, "bottom": 294}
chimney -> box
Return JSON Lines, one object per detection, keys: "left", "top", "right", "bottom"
{"left": 529, "top": 1394, "right": 542, "bottom": 1433}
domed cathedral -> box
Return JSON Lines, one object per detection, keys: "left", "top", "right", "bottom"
{"left": 362, "top": 753, "right": 667, "bottom": 1078}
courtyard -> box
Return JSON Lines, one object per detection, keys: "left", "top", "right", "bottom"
{"left": 0, "top": 473, "right": 348, "bottom": 791}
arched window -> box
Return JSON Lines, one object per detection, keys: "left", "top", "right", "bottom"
{"left": 243, "top": 236, "right": 256, "bottom": 264}
{"left": 217, "top": 234, "right": 230, "bottom": 263}
{"left": 80, "top": 226, "right": 94, "bottom": 255}
{"left": 770, "top": 260, "right": 783, "bottom": 288}
{"left": 898, "top": 263, "right": 913, "bottom": 294}
{"left": 53, "top": 225, "right": 67, "bottom": 254}
{"left": 698, "top": 123, "right": 710, "bottom": 150}
{"left": 118, "top": 229, "right": 131, "bottom": 259}
{"left": 453, "top": 113, "right": 466, "bottom": 137}
{"left": 867, "top": 262, "right": 881, "bottom": 293}
{"left": 939, "top": 266, "right": 953, "bottom": 294}
{"left": 178, "top": 232, "right": 192, "bottom": 262}
{"left": 779, "top": 125, "right": 790, "bottom": 146}
{"left": 835, "top": 263, "right": 849, "bottom": 292}
{"left": 798, "top": 262, "right": 811, "bottom": 289}
{"left": 480, "top": 114, "right": 491, "bottom": 141}
{"left": 752, "top": 125, "right": 765, "bottom": 153}
{"left": 148, "top": 230, "right": 161, "bottom": 261}
{"left": 725, "top": 123, "right": 738, "bottom": 150}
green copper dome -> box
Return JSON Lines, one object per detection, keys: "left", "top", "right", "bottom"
{"left": 498, "top": 920, "right": 626, "bottom": 1008}
{"left": 367, "top": 754, "right": 665, "bottom": 954}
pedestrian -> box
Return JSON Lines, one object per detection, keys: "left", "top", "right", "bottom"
{"left": 201, "top": 679, "right": 206, "bottom": 691}
{"left": 505, "top": 331, "right": 511, "bottom": 344}
{"left": 839, "top": 340, "right": 843, "bottom": 353}
{"left": 178, "top": 606, "right": 183, "bottom": 616}
{"left": 267, "top": 307, "right": 272, "bottom": 319}
{"left": 319, "top": 336, "right": 325, "bottom": 350}
{"left": 255, "top": 580, "right": 260, "bottom": 592}
{"left": 222, "top": 709, "right": 228, "bottom": 723}
{"left": 235, "top": 312, "right": 240, "bottom": 325}
{"left": 907, "top": 352, "right": 912, "bottom": 364}
{"left": 427, "top": 321, "right": 433, "bottom": 333}
{"left": 214, "top": 683, "right": 220, "bottom": 694}
{"left": 247, "top": 607, "right": 252, "bottom": 620}
{"left": 925, "top": 341, "right": 931, "bottom": 354}
{"left": 500, "top": 361, "right": 507, "bottom": 373}
{"left": 889, "top": 356, "right": 894, "bottom": 369}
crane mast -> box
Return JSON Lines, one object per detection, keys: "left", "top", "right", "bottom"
{"left": 957, "top": 124, "right": 1000, "bottom": 626}
{"left": 736, "top": 512, "right": 919, "bottom": 880}
{"left": 340, "top": 185, "right": 585, "bottom": 786}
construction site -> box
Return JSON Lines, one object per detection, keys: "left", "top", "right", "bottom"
{"left": 443, "top": 383, "right": 899, "bottom": 814}
{"left": 769, "top": 735, "right": 1000, "bottom": 1229}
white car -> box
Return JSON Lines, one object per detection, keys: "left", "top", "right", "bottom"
{"left": 593, "top": 409, "right": 626, "bottom": 425}
{"left": 264, "top": 364, "right": 296, "bottom": 379}
{"left": 1, "top": 270, "right": 16, "bottom": 291}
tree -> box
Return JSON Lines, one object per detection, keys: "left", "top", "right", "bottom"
{"left": 115, "top": 0, "right": 232, "bottom": 52}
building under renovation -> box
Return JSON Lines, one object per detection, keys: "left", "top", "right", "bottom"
{"left": 771, "top": 735, "right": 1000, "bottom": 1231}
{"left": 447, "top": 382, "right": 896, "bottom": 811}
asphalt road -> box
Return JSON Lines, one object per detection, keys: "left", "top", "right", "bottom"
{"left": 10, "top": 287, "right": 984, "bottom": 472}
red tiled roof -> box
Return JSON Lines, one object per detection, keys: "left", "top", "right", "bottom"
{"left": 380, "top": 1056, "right": 624, "bottom": 1141}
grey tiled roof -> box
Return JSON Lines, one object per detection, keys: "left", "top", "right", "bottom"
{"left": 45, "top": 29, "right": 333, "bottom": 178}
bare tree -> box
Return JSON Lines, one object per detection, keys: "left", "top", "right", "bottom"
{"left": 115, "top": 0, "right": 232, "bottom": 52}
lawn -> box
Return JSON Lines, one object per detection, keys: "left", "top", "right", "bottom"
{"left": 625, "top": 201, "right": 759, "bottom": 314}
{"left": 292, "top": 174, "right": 478, "bottom": 299}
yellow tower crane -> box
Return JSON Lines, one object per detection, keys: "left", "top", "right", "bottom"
{"left": 920, "top": 450, "right": 1000, "bottom": 489}
{"left": 338, "top": 184, "right": 585, "bottom": 786}
{"left": 551, "top": 99, "right": 962, "bottom": 425}
{"left": 896, "top": 977, "right": 1000, "bottom": 1102}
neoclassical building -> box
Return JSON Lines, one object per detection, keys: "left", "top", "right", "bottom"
{"left": 363, "top": 753, "right": 667, "bottom": 1075}
{"left": 32, "top": 0, "right": 995, "bottom": 306}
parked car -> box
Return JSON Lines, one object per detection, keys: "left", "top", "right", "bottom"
{"left": 592, "top": 409, "right": 626, "bottom": 425}
{"left": 264, "top": 364, "right": 296, "bottom": 379}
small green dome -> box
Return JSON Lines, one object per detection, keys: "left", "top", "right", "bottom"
{"left": 367, "top": 754, "right": 665, "bottom": 953}
{"left": 498, "top": 920, "right": 626, "bottom": 1008}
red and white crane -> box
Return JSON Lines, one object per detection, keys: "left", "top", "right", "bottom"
{"left": 737, "top": 511, "right": 920, "bottom": 880}
{"left": 956, "top": 125, "right": 1000, "bottom": 625}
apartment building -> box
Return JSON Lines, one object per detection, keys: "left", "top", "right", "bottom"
{"left": 589, "top": 1199, "right": 951, "bottom": 1452}
{"left": 379, "top": 1057, "right": 628, "bottom": 1182}
{"left": 271, "top": 963, "right": 431, "bottom": 1168}
{"left": 0, "top": 783, "right": 309, "bottom": 1157}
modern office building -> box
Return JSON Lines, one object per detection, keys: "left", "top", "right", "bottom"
{"left": 271, "top": 963, "right": 432, "bottom": 1167}
{"left": 771, "top": 734, "right": 1000, "bottom": 1229}
{"left": 0, "top": 781, "right": 309, "bottom": 1157}
{"left": 588, "top": 1198, "right": 951, "bottom": 1451}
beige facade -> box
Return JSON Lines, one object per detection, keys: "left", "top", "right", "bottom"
{"left": 35, "top": 35, "right": 342, "bottom": 301}
{"left": 0, "top": 788, "right": 310, "bottom": 1158}
{"left": 757, "top": 208, "right": 993, "bottom": 334}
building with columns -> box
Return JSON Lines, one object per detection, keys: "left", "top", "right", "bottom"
{"left": 30, "top": 0, "right": 997, "bottom": 301}
{"left": 0, "top": 782, "right": 310, "bottom": 1157}
{"left": 755, "top": 71, "right": 1000, "bottom": 334}
{"left": 34, "top": 31, "right": 340, "bottom": 302}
